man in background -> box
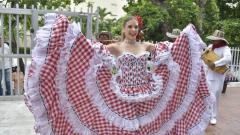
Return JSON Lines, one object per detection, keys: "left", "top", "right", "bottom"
{"left": 205, "top": 30, "right": 232, "bottom": 125}
{"left": 97, "top": 31, "right": 112, "bottom": 45}
{"left": 0, "top": 37, "right": 12, "bottom": 95}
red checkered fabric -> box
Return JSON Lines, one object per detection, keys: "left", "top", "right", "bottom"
{"left": 25, "top": 15, "right": 211, "bottom": 135}
{"left": 39, "top": 15, "right": 77, "bottom": 134}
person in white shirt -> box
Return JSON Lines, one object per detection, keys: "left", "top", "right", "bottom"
{"left": 205, "top": 30, "right": 232, "bottom": 125}
{"left": 0, "top": 37, "right": 12, "bottom": 95}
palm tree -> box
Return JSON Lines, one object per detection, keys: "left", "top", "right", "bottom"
{"left": 98, "top": 7, "right": 112, "bottom": 22}
{"left": 97, "top": 7, "right": 113, "bottom": 31}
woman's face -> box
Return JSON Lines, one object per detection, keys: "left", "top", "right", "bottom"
{"left": 123, "top": 19, "right": 139, "bottom": 40}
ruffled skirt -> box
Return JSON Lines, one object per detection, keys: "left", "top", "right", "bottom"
{"left": 24, "top": 14, "right": 212, "bottom": 135}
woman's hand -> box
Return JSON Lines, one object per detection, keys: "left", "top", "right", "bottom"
{"left": 146, "top": 42, "right": 155, "bottom": 52}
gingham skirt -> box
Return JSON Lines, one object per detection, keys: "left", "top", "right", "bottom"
{"left": 24, "top": 14, "right": 212, "bottom": 135}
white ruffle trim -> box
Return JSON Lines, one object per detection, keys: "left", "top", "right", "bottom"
{"left": 24, "top": 16, "right": 96, "bottom": 135}
{"left": 55, "top": 22, "right": 96, "bottom": 135}
{"left": 185, "top": 24, "right": 212, "bottom": 135}
{"left": 154, "top": 50, "right": 172, "bottom": 66}
{"left": 24, "top": 13, "right": 57, "bottom": 135}
{"left": 85, "top": 47, "right": 180, "bottom": 131}
{"left": 109, "top": 72, "right": 164, "bottom": 102}
{"left": 91, "top": 42, "right": 116, "bottom": 68}
{"left": 155, "top": 24, "right": 212, "bottom": 135}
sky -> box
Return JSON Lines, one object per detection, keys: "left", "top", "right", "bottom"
{"left": 71, "top": 0, "right": 128, "bottom": 19}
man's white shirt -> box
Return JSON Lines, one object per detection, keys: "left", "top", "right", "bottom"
{"left": 0, "top": 43, "right": 11, "bottom": 69}
{"left": 205, "top": 44, "right": 232, "bottom": 81}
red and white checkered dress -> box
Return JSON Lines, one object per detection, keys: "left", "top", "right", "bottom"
{"left": 24, "top": 14, "right": 212, "bottom": 135}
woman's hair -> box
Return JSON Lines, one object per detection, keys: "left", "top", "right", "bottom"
{"left": 121, "top": 16, "right": 137, "bottom": 41}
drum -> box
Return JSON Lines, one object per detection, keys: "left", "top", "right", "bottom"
{"left": 201, "top": 49, "right": 229, "bottom": 74}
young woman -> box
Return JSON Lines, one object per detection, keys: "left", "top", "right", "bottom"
{"left": 25, "top": 14, "right": 211, "bottom": 135}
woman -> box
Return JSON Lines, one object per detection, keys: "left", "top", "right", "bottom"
{"left": 25, "top": 14, "right": 211, "bottom": 135}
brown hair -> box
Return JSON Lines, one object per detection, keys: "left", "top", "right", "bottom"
{"left": 121, "top": 16, "right": 137, "bottom": 41}
{"left": 97, "top": 31, "right": 112, "bottom": 40}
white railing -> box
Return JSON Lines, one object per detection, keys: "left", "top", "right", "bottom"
{"left": 0, "top": 4, "right": 99, "bottom": 96}
{"left": 228, "top": 47, "right": 240, "bottom": 82}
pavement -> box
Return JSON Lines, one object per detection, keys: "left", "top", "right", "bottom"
{"left": 205, "top": 86, "right": 240, "bottom": 135}
{"left": 0, "top": 83, "right": 239, "bottom": 135}
{"left": 0, "top": 99, "right": 36, "bottom": 135}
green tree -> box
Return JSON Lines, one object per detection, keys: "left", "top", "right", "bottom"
{"left": 164, "top": 0, "right": 201, "bottom": 30}
{"left": 217, "top": 0, "right": 240, "bottom": 19}
{"left": 213, "top": 0, "right": 240, "bottom": 47}
{"left": 98, "top": 7, "right": 114, "bottom": 32}
{"left": 4, "top": 0, "right": 85, "bottom": 8}
{"left": 2, "top": 0, "right": 86, "bottom": 47}
{"left": 202, "top": 0, "right": 219, "bottom": 36}
{"left": 122, "top": 0, "right": 169, "bottom": 41}
{"left": 119, "top": 0, "right": 201, "bottom": 41}
{"left": 2, "top": 0, "right": 85, "bottom": 73}
{"left": 213, "top": 19, "right": 240, "bottom": 47}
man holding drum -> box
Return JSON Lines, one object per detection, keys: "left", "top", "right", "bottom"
{"left": 203, "top": 30, "right": 232, "bottom": 125}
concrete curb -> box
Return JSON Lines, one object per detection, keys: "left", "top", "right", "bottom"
{"left": 0, "top": 95, "right": 24, "bottom": 101}
{"left": 228, "top": 82, "right": 240, "bottom": 87}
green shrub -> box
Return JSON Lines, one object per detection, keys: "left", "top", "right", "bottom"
{"left": 213, "top": 19, "right": 240, "bottom": 47}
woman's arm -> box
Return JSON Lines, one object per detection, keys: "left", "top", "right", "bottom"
{"left": 106, "top": 43, "right": 121, "bottom": 57}
{"left": 145, "top": 42, "right": 155, "bottom": 52}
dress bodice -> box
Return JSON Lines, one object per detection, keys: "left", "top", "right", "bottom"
{"left": 117, "top": 52, "right": 150, "bottom": 87}
{"left": 94, "top": 42, "right": 173, "bottom": 102}
{"left": 106, "top": 51, "right": 164, "bottom": 102}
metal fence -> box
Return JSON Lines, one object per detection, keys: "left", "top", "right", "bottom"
{"left": 0, "top": 4, "right": 99, "bottom": 96}
{"left": 228, "top": 47, "right": 240, "bottom": 82}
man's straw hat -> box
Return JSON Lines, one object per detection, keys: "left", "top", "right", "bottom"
{"left": 206, "top": 30, "right": 229, "bottom": 44}
{"left": 166, "top": 29, "right": 181, "bottom": 39}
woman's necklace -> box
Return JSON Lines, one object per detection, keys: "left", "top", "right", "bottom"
{"left": 123, "top": 39, "right": 138, "bottom": 45}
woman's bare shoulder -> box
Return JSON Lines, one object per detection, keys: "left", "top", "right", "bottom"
{"left": 107, "top": 42, "right": 121, "bottom": 49}
{"left": 106, "top": 42, "right": 121, "bottom": 55}
{"left": 107, "top": 42, "right": 119, "bottom": 47}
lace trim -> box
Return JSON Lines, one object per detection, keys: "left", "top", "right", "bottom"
{"left": 155, "top": 24, "right": 212, "bottom": 135}
{"left": 92, "top": 42, "right": 116, "bottom": 69}
{"left": 24, "top": 13, "right": 57, "bottom": 135}
{"left": 25, "top": 20, "right": 96, "bottom": 135}
{"left": 85, "top": 49, "right": 180, "bottom": 131}
{"left": 110, "top": 73, "right": 164, "bottom": 102}
{"left": 186, "top": 24, "right": 212, "bottom": 135}
{"left": 55, "top": 22, "right": 95, "bottom": 135}
{"left": 154, "top": 50, "right": 172, "bottom": 66}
